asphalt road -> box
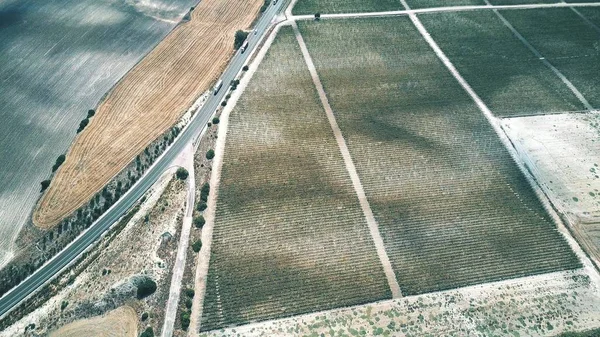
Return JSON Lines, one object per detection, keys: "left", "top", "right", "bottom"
{"left": 0, "top": 0, "right": 286, "bottom": 320}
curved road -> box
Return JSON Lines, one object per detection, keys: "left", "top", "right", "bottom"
{"left": 0, "top": 0, "right": 286, "bottom": 320}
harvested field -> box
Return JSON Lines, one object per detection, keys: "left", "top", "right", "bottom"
{"left": 48, "top": 306, "right": 137, "bottom": 337}
{"left": 405, "top": 0, "right": 483, "bottom": 9}
{"left": 201, "top": 270, "right": 600, "bottom": 337}
{"left": 292, "top": 0, "right": 402, "bottom": 15}
{"left": 419, "top": 11, "right": 584, "bottom": 117}
{"left": 33, "top": 0, "right": 263, "bottom": 228}
{"left": 501, "top": 112, "right": 600, "bottom": 265}
{"left": 200, "top": 26, "right": 391, "bottom": 331}
{"left": 499, "top": 8, "right": 600, "bottom": 109}
{"left": 298, "top": 17, "right": 580, "bottom": 296}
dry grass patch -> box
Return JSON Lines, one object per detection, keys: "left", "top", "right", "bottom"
{"left": 34, "top": 0, "right": 262, "bottom": 228}
{"left": 49, "top": 306, "right": 137, "bottom": 337}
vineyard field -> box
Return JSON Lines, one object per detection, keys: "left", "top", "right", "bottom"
{"left": 200, "top": 27, "right": 391, "bottom": 331}
{"left": 500, "top": 8, "right": 600, "bottom": 109}
{"left": 292, "top": 0, "right": 402, "bottom": 15}
{"left": 298, "top": 17, "right": 581, "bottom": 295}
{"left": 405, "top": 0, "right": 483, "bottom": 9}
{"left": 419, "top": 11, "right": 584, "bottom": 117}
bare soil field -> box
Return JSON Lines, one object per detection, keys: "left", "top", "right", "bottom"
{"left": 1, "top": 172, "right": 187, "bottom": 336}
{"left": 201, "top": 269, "right": 600, "bottom": 337}
{"left": 200, "top": 26, "right": 391, "bottom": 332}
{"left": 298, "top": 17, "right": 580, "bottom": 296}
{"left": 502, "top": 112, "right": 600, "bottom": 265}
{"left": 419, "top": 10, "right": 585, "bottom": 117}
{"left": 0, "top": 0, "right": 195, "bottom": 268}
{"left": 499, "top": 8, "right": 600, "bottom": 108}
{"left": 33, "top": 0, "right": 263, "bottom": 228}
{"left": 49, "top": 306, "right": 138, "bottom": 337}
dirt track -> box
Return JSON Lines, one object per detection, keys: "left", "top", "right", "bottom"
{"left": 34, "top": 0, "right": 262, "bottom": 228}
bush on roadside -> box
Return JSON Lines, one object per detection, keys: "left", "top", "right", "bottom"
{"left": 136, "top": 277, "right": 157, "bottom": 299}
{"left": 194, "top": 215, "right": 205, "bottom": 228}
{"left": 212, "top": 117, "right": 220, "bottom": 124}
{"left": 242, "top": 65, "right": 249, "bottom": 71}
{"left": 234, "top": 30, "right": 249, "bottom": 50}
{"left": 196, "top": 202, "right": 207, "bottom": 212}
{"left": 176, "top": 167, "right": 189, "bottom": 180}
{"left": 185, "top": 288, "right": 195, "bottom": 298}
{"left": 181, "top": 312, "right": 191, "bottom": 330}
{"left": 77, "top": 118, "right": 89, "bottom": 133}
{"left": 206, "top": 150, "right": 215, "bottom": 160}
{"left": 87, "top": 109, "right": 95, "bottom": 118}
{"left": 140, "top": 327, "right": 154, "bottom": 337}
{"left": 192, "top": 240, "right": 202, "bottom": 252}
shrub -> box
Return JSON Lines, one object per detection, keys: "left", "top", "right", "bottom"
{"left": 61, "top": 301, "right": 68, "bottom": 311}
{"left": 192, "top": 240, "right": 202, "bottom": 252}
{"left": 185, "top": 298, "right": 193, "bottom": 309}
{"left": 140, "top": 327, "right": 154, "bottom": 337}
{"left": 185, "top": 288, "right": 195, "bottom": 298}
{"left": 181, "top": 312, "right": 191, "bottom": 330}
{"left": 176, "top": 167, "right": 189, "bottom": 180}
{"left": 212, "top": 117, "right": 220, "bottom": 124}
{"left": 206, "top": 149, "right": 215, "bottom": 160}
{"left": 136, "top": 277, "right": 157, "bottom": 299}
{"left": 259, "top": 0, "right": 269, "bottom": 12}
{"left": 52, "top": 154, "right": 66, "bottom": 172}
{"left": 315, "top": 13, "right": 321, "bottom": 20}
{"left": 196, "top": 202, "right": 207, "bottom": 212}
{"left": 77, "top": 118, "right": 89, "bottom": 133}
{"left": 141, "top": 312, "right": 149, "bottom": 321}
{"left": 201, "top": 183, "right": 210, "bottom": 194}
{"left": 220, "top": 100, "right": 227, "bottom": 107}
{"left": 87, "top": 109, "right": 95, "bottom": 118}
{"left": 194, "top": 215, "right": 205, "bottom": 228}
{"left": 234, "top": 30, "right": 249, "bottom": 50}
{"left": 40, "top": 179, "right": 51, "bottom": 192}
{"left": 242, "top": 65, "right": 249, "bottom": 71}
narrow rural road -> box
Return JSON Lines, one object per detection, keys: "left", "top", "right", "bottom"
{"left": 161, "top": 144, "right": 195, "bottom": 337}
{"left": 0, "top": 0, "right": 287, "bottom": 320}
{"left": 291, "top": 2, "right": 600, "bottom": 21}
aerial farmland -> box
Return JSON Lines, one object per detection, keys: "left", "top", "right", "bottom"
{"left": 2, "top": 0, "right": 600, "bottom": 336}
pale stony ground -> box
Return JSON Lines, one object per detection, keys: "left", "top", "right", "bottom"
{"left": 200, "top": 269, "right": 600, "bottom": 337}
{"left": 502, "top": 112, "right": 600, "bottom": 267}
{"left": 501, "top": 113, "right": 600, "bottom": 222}
{"left": 1, "top": 170, "right": 186, "bottom": 337}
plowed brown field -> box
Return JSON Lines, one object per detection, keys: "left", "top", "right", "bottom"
{"left": 33, "top": 0, "right": 262, "bottom": 228}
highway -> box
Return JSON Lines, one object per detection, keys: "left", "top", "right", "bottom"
{"left": 0, "top": 0, "right": 286, "bottom": 320}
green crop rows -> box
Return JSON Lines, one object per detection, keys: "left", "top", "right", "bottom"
{"left": 499, "top": 8, "right": 600, "bottom": 109}
{"left": 405, "top": 0, "right": 483, "bottom": 9}
{"left": 419, "top": 10, "right": 585, "bottom": 117}
{"left": 200, "top": 27, "right": 391, "bottom": 331}
{"left": 298, "top": 17, "right": 580, "bottom": 296}
{"left": 292, "top": 0, "right": 403, "bottom": 15}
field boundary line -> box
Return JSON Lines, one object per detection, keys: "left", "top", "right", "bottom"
{"left": 483, "top": 0, "right": 593, "bottom": 111}
{"left": 291, "top": 21, "right": 402, "bottom": 299}
{"left": 398, "top": 0, "right": 600, "bottom": 288}
{"left": 562, "top": 1, "right": 600, "bottom": 34}
{"left": 291, "top": 2, "right": 600, "bottom": 21}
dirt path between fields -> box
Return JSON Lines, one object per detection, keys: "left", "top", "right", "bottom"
{"left": 398, "top": 0, "right": 600, "bottom": 287}
{"left": 161, "top": 144, "right": 195, "bottom": 337}
{"left": 290, "top": 2, "right": 600, "bottom": 21}
{"left": 292, "top": 21, "right": 402, "bottom": 299}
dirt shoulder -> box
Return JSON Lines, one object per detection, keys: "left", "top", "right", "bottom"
{"left": 33, "top": 0, "right": 263, "bottom": 228}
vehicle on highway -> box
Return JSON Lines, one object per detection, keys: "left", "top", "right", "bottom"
{"left": 213, "top": 79, "right": 223, "bottom": 95}
{"left": 240, "top": 40, "right": 249, "bottom": 53}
